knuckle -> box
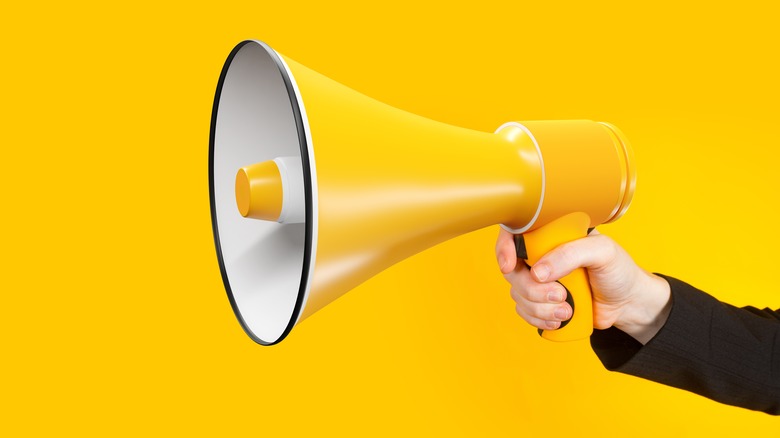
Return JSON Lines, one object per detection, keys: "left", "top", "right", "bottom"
{"left": 594, "top": 233, "right": 613, "bottom": 250}
{"left": 509, "top": 286, "right": 521, "bottom": 302}
{"left": 528, "top": 303, "right": 550, "bottom": 320}
{"left": 595, "top": 234, "right": 618, "bottom": 261}
{"left": 529, "top": 285, "right": 549, "bottom": 302}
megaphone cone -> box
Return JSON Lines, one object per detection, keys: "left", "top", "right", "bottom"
{"left": 210, "top": 40, "right": 635, "bottom": 345}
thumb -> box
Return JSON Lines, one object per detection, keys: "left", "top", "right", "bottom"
{"left": 530, "top": 234, "right": 614, "bottom": 283}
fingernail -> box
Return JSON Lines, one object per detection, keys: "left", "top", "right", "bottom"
{"left": 554, "top": 306, "right": 569, "bottom": 320}
{"left": 498, "top": 255, "right": 507, "bottom": 271}
{"left": 546, "top": 320, "right": 560, "bottom": 330}
{"left": 533, "top": 264, "right": 550, "bottom": 281}
{"left": 547, "top": 290, "right": 563, "bottom": 303}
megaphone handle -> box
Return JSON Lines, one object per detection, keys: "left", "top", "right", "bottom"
{"left": 515, "top": 212, "right": 594, "bottom": 342}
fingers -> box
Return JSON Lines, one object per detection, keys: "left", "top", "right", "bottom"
{"left": 495, "top": 228, "right": 518, "bottom": 274}
{"left": 530, "top": 233, "right": 616, "bottom": 283}
{"left": 497, "top": 229, "right": 621, "bottom": 332}
{"left": 507, "top": 266, "right": 573, "bottom": 330}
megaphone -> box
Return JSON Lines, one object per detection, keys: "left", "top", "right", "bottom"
{"left": 209, "top": 40, "right": 636, "bottom": 345}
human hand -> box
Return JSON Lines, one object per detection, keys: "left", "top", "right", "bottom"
{"left": 495, "top": 228, "right": 672, "bottom": 344}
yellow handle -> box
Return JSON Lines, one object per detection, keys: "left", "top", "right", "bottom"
{"left": 519, "top": 212, "right": 593, "bottom": 342}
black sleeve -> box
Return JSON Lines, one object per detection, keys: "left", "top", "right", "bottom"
{"left": 590, "top": 275, "right": 780, "bottom": 415}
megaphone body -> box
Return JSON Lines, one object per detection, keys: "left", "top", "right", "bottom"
{"left": 210, "top": 40, "right": 635, "bottom": 345}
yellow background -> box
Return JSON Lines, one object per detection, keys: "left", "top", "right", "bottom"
{"left": 3, "top": 1, "right": 779, "bottom": 435}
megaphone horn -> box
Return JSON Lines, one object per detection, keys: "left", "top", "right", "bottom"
{"left": 209, "top": 40, "right": 636, "bottom": 345}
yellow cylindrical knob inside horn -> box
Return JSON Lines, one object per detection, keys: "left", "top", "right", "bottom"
{"left": 235, "top": 160, "right": 283, "bottom": 221}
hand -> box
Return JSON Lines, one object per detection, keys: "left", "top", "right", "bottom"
{"left": 495, "top": 228, "right": 672, "bottom": 344}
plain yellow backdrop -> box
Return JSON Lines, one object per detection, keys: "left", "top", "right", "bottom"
{"left": 2, "top": 0, "right": 779, "bottom": 435}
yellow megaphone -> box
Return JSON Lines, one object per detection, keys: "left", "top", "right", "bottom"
{"left": 209, "top": 40, "right": 636, "bottom": 345}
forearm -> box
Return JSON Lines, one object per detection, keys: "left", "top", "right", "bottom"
{"left": 591, "top": 276, "right": 780, "bottom": 415}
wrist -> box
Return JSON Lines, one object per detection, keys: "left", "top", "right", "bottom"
{"left": 614, "top": 272, "right": 672, "bottom": 345}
